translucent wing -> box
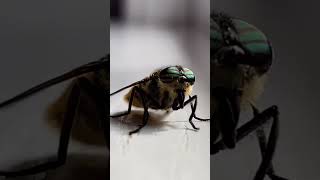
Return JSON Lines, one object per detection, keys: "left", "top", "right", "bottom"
{"left": 110, "top": 78, "right": 151, "bottom": 96}
{"left": 0, "top": 54, "right": 109, "bottom": 175}
{"left": 0, "top": 54, "right": 109, "bottom": 109}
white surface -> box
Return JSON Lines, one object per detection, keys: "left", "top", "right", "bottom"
{"left": 110, "top": 22, "right": 210, "bottom": 180}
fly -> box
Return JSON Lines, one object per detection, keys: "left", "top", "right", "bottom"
{"left": 110, "top": 65, "right": 210, "bottom": 135}
{"left": 211, "top": 11, "right": 288, "bottom": 180}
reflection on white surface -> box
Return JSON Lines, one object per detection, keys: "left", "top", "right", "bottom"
{"left": 110, "top": 22, "right": 210, "bottom": 180}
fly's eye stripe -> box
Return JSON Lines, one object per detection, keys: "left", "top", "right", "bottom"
{"left": 160, "top": 67, "right": 195, "bottom": 84}
{"left": 182, "top": 68, "right": 195, "bottom": 82}
{"left": 245, "top": 43, "right": 270, "bottom": 54}
{"left": 159, "top": 75, "right": 177, "bottom": 83}
{"left": 239, "top": 32, "right": 267, "bottom": 42}
{"left": 233, "top": 19, "right": 271, "bottom": 55}
{"left": 166, "top": 67, "right": 180, "bottom": 72}
{"left": 183, "top": 68, "right": 194, "bottom": 75}
{"left": 165, "top": 71, "right": 180, "bottom": 76}
{"left": 184, "top": 72, "right": 194, "bottom": 78}
{"left": 161, "top": 73, "right": 180, "bottom": 79}
{"left": 185, "top": 74, "right": 195, "bottom": 79}
{"left": 160, "top": 67, "right": 180, "bottom": 83}
{"left": 161, "top": 67, "right": 180, "bottom": 77}
{"left": 183, "top": 71, "right": 194, "bottom": 75}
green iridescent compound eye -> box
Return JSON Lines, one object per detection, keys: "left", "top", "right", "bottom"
{"left": 159, "top": 66, "right": 181, "bottom": 83}
{"left": 210, "top": 12, "right": 273, "bottom": 74}
{"left": 159, "top": 66, "right": 196, "bottom": 84}
{"left": 183, "top": 68, "right": 195, "bottom": 84}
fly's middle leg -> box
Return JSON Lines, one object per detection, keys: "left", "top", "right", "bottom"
{"left": 110, "top": 86, "right": 137, "bottom": 118}
{"left": 110, "top": 86, "right": 150, "bottom": 135}
{"left": 128, "top": 87, "right": 149, "bottom": 135}
{"left": 251, "top": 105, "right": 287, "bottom": 180}
{"left": 0, "top": 79, "right": 81, "bottom": 178}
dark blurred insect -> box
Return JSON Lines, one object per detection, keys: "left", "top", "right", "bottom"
{"left": 211, "top": 11, "right": 288, "bottom": 180}
{"left": 110, "top": 65, "right": 209, "bottom": 135}
{"left": 0, "top": 54, "right": 109, "bottom": 178}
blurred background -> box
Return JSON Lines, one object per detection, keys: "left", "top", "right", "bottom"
{"left": 110, "top": 0, "right": 210, "bottom": 180}
{"left": 212, "top": 1, "right": 320, "bottom": 180}
{"left": 0, "top": 0, "right": 108, "bottom": 179}
{"left": 111, "top": 0, "right": 207, "bottom": 28}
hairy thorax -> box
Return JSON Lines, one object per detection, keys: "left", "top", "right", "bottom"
{"left": 124, "top": 77, "right": 193, "bottom": 110}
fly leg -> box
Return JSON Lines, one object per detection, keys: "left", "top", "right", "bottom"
{"left": 252, "top": 105, "right": 280, "bottom": 180}
{"left": 0, "top": 56, "right": 108, "bottom": 109}
{"left": 76, "top": 77, "right": 109, "bottom": 156}
{"left": 182, "top": 95, "right": 199, "bottom": 130}
{"left": 252, "top": 106, "right": 288, "bottom": 180}
{"left": 211, "top": 105, "right": 283, "bottom": 180}
{"left": 182, "top": 95, "right": 209, "bottom": 130}
{"left": 256, "top": 128, "right": 288, "bottom": 180}
{"left": 211, "top": 87, "right": 241, "bottom": 149}
{"left": 72, "top": 78, "right": 109, "bottom": 178}
{"left": 0, "top": 79, "right": 81, "bottom": 178}
{"left": 110, "top": 86, "right": 150, "bottom": 135}
{"left": 188, "top": 95, "right": 210, "bottom": 121}
{"left": 128, "top": 88, "right": 149, "bottom": 135}
{"left": 110, "top": 86, "right": 137, "bottom": 118}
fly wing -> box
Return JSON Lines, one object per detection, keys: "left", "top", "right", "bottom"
{"left": 110, "top": 78, "right": 151, "bottom": 96}
{"left": 0, "top": 55, "right": 109, "bottom": 109}
{"left": 0, "top": 55, "right": 109, "bottom": 173}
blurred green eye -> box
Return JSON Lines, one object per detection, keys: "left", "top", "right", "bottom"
{"left": 159, "top": 67, "right": 180, "bottom": 83}
{"left": 183, "top": 68, "right": 195, "bottom": 84}
{"left": 159, "top": 66, "right": 195, "bottom": 84}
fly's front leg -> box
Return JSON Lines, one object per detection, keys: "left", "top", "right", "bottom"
{"left": 211, "top": 105, "right": 281, "bottom": 180}
{"left": 188, "top": 95, "right": 210, "bottom": 121}
{"left": 182, "top": 95, "right": 209, "bottom": 130}
{"left": 211, "top": 106, "right": 279, "bottom": 155}
{"left": 252, "top": 106, "right": 279, "bottom": 180}
{"left": 182, "top": 95, "right": 199, "bottom": 130}
{"left": 252, "top": 105, "right": 288, "bottom": 180}
{"left": 256, "top": 128, "right": 288, "bottom": 180}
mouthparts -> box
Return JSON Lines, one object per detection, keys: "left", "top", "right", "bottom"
{"left": 177, "top": 89, "right": 185, "bottom": 108}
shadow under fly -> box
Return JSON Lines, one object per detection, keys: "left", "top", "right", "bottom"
{"left": 110, "top": 65, "right": 210, "bottom": 135}
{"left": 211, "top": 11, "right": 288, "bottom": 180}
{"left": 0, "top": 54, "right": 109, "bottom": 179}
